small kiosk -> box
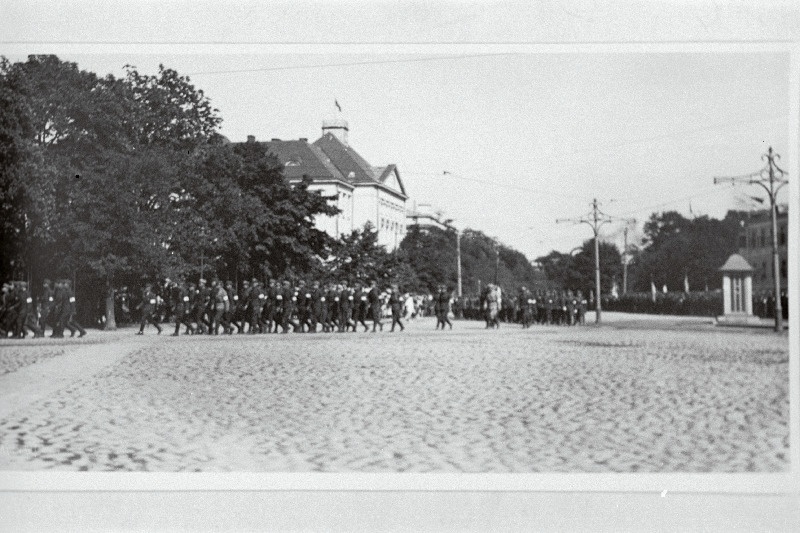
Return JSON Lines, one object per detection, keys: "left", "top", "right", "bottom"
{"left": 716, "top": 253, "right": 761, "bottom": 326}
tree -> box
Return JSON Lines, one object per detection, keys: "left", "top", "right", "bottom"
{"left": 631, "top": 210, "right": 745, "bottom": 292}
{"left": 0, "top": 55, "right": 223, "bottom": 328}
{"left": 328, "top": 222, "right": 416, "bottom": 289}
{"left": 536, "top": 239, "right": 622, "bottom": 295}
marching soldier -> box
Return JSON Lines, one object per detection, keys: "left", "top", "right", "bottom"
{"left": 577, "top": 290, "right": 587, "bottom": 325}
{"left": 194, "top": 279, "right": 210, "bottom": 334}
{"left": 339, "top": 283, "right": 353, "bottom": 332}
{"left": 39, "top": 279, "right": 55, "bottom": 334}
{"left": 435, "top": 285, "right": 453, "bottom": 330}
{"left": 309, "top": 281, "right": 325, "bottom": 333}
{"left": 352, "top": 283, "right": 369, "bottom": 332}
{"left": 296, "top": 280, "right": 310, "bottom": 333}
{"left": 388, "top": 285, "right": 404, "bottom": 332}
{"left": 249, "top": 281, "right": 265, "bottom": 334}
{"left": 171, "top": 280, "right": 194, "bottom": 336}
{"left": 368, "top": 279, "right": 383, "bottom": 332}
{"left": 279, "top": 280, "right": 296, "bottom": 333}
{"left": 137, "top": 283, "right": 162, "bottom": 335}
{"left": 210, "top": 279, "right": 231, "bottom": 335}
{"left": 16, "top": 282, "right": 43, "bottom": 338}
{"left": 62, "top": 280, "right": 86, "bottom": 338}
{"left": 327, "top": 283, "right": 340, "bottom": 332}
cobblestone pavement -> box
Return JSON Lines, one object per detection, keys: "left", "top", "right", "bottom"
{"left": 0, "top": 317, "right": 789, "bottom": 472}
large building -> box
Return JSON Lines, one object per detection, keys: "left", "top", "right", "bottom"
{"left": 737, "top": 205, "right": 789, "bottom": 294}
{"left": 252, "top": 118, "right": 408, "bottom": 250}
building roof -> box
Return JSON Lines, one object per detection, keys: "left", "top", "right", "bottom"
{"left": 719, "top": 253, "right": 754, "bottom": 272}
{"left": 312, "top": 132, "right": 406, "bottom": 198}
{"left": 313, "top": 132, "right": 376, "bottom": 185}
{"left": 243, "top": 129, "right": 407, "bottom": 198}
{"left": 260, "top": 139, "right": 348, "bottom": 184}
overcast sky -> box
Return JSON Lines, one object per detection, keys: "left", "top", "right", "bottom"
{"left": 5, "top": 51, "right": 791, "bottom": 260}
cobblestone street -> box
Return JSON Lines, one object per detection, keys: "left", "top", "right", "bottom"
{"left": 0, "top": 316, "right": 789, "bottom": 472}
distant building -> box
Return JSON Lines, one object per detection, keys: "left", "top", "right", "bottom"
{"left": 406, "top": 201, "right": 451, "bottom": 231}
{"left": 249, "top": 118, "right": 408, "bottom": 250}
{"left": 737, "top": 205, "right": 788, "bottom": 294}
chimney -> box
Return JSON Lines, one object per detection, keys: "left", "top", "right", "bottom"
{"left": 299, "top": 138, "right": 308, "bottom": 142}
{"left": 246, "top": 135, "right": 255, "bottom": 143}
{"left": 271, "top": 138, "right": 281, "bottom": 142}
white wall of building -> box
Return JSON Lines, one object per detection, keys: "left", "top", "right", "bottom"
{"left": 351, "top": 185, "right": 406, "bottom": 250}
{"left": 377, "top": 188, "right": 407, "bottom": 250}
{"left": 307, "top": 182, "right": 354, "bottom": 239}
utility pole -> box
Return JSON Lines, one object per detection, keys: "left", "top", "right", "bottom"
{"left": 623, "top": 227, "right": 629, "bottom": 294}
{"left": 620, "top": 218, "right": 636, "bottom": 294}
{"left": 456, "top": 228, "right": 463, "bottom": 297}
{"left": 714, "top": 147, "right": 788, "bottom": 332}
{"left": 493, "top": 240, "right": 500, "bottom": 285}
{"left": 557, "top": 198, "right": 613, "bottom": 324}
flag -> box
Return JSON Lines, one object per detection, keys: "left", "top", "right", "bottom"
{"left": 651, "top": 281, "right": 657, "bottom": 302}
{"left": 335, "top": 99, "right": 342, "bottom": 112}
{"left": 684, "top": 273, "right": 690, "bottom": 293}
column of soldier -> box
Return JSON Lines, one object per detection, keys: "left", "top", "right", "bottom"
{"left": 512, "top": 287, "right": 589, "bottom": 328}
{"left": 137, "top": 277, "right": 427, "bottom": 336}
{"left": 1, "top": 279, "right": 86, "bottom": 339}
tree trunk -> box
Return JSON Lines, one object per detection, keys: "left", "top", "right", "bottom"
{"left": 105, "top": 283, "right": 117, "bottom": 331}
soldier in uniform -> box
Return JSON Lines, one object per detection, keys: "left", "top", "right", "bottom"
{"left": 326, "top": 283, "right": 340, "bottom": 333}
{"left": 352, "top": 283, "right": 369, "bottom": 332}
{"left": 232, "top": 280, "right": 250, "bottom": 334}
{"left": 63, "top": 280, "right": 86, "bottom": 337}
{"left": 249, "top": 281, "right": 265, "bottom": 333}
{"left": 170, "top": 280, "right": 194, "bottom": 336}
{"left": 388, "top": 285, "right": 404, "bottom": 332}
{"left": 39, "top": 279, "right": 55, "bottom": 334}
{"left": 309, "top": 281, "right": 324, "bottom": 333}
{"left": 223, "top": 281, "right": 239, "bottom": 334}
{"left": 2, "top": 282, "right": 20, "bottom": 337}
{"left": 210, "top": 279, "right": 231, "bottom": 335}
{"left": 295, "top": 280, "right": 310, "bottom": 333}
{"left": 367, "top": 279, "right": 383, "bottom": 332}
{"left": 435, "top": 285, "right": 453, "bottom": 330}
{"left": 279, "top": 280, "right": 297, "bottom": 333}
{"left": 48, "top": 280, "right": 65, "bottom": 338}
{"left": 14, "top": 282, "right": 43, "bottom": 338}
{"left": 339, "top": 283, "right": 353, "bottom": 332}
{"left": 261, "top": 279, "right": 276, "bottom": 333}
{"left": 577, "top": 290, "right": 587, "bottom": 325}
{"left": 566, "top": 290, "right": 577, "bottom": 326}
{"left": 194, "top": 279, "right": 210, "bottom": 334}
{"left": 137, "top": 283, "right": 162, "bottom": 335}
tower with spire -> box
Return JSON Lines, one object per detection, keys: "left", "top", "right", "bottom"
{"left": 322, "top": 99, "right": 349, "bottom": 145}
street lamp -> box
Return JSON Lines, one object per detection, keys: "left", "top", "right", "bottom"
{"left": 443, "top": 219, "right": 463, "bottom": 298}
{"left": 714, "top": 147, "right": 788, "bottom": 332}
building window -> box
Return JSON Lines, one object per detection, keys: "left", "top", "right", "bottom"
{"left": 781, "top": 260, "right": 787, "bottom": 279}
{"left": 760, "top": 228, "right": 767, "bottom": 248}
{"left": 762, "top": 262, "right": 767, "bottom": 280}
{"left": 738, "top": 234, "right": 747, "bottom": 249}
{"left": 779, "top": 225, "right": 787, "bottom": 246}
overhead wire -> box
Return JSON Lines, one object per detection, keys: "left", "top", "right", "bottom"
{"left": 183, "top": 53, "right": 518, "bottom": 76}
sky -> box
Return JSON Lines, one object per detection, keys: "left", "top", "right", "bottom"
{"left": 5, "top": 51, "right": 792, "bottom": 261}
